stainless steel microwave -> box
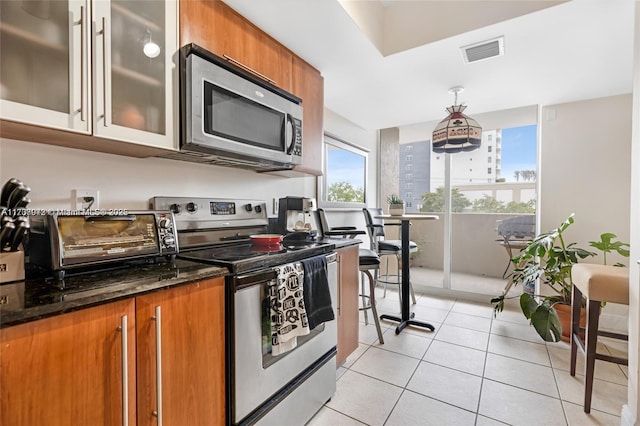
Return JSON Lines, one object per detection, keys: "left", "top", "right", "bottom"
{"left": 170, "top": 44, "right": 303, "bottom": 171}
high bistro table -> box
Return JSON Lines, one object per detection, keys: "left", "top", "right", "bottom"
{"left": 374, "top": 213, "right": 439, "bottom": 334}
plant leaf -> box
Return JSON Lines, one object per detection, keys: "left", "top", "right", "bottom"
{"left": 520, "top": 293, "right": 539, "bottom": 320}
{"left": 530, "top": 304, "right": 562, "bottom": 342}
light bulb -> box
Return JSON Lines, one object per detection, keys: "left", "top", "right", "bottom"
{"left": 143, "top": 40, "right": 161, "bottom": 58}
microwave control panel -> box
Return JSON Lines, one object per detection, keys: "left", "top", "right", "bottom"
{"left": 290, "top": 117, "right": 303, "bottom": 158}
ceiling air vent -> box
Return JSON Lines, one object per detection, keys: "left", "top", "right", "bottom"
{"left": 461, "top": 36, "right": 504, "bottom": 64}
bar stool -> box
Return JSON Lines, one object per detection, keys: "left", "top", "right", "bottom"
{"left": 570, "top": 263, "right": 629, "bottom": 413}
{"left": 359, "top": 248, "right": 384, "bottom": 344}
{"left": 362, "top": 208, "right": 418, "bottom": 308}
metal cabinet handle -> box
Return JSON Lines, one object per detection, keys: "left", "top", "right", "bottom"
{"left": 222, "top": 54, "right": 276, "bottom": 85}
{"left": 68, "top": 11, "right": 75, "bottom": 122}
{"left": 118, "top": 315, "right": 129, "bottom": 426}
{"left": 336, "top": 257, "right": 341, "bottom": 314}
{"left": 80, "top": 5, "right": 87, "bottom": 122}
{"left": 152, "top": 306, "right": 163, "bottom": 425}
{"left": 101, "top": 17, "right": 111, "bottom": 127}
{"left": 68, "top": 6, "right": 87, "bottom": 123}
{"left": 91, "top": 19, "right": 97, "bottom": 129}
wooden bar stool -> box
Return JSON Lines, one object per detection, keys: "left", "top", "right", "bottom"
{"left": 359, "top": 248, "right": 384, "bottom": 344}
{"left": 570, "top": 264, "right": 629, "bottom": 413}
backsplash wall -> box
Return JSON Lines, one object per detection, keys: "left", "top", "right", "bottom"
{"left": 0, "top": 138, "right": 316, "bottom": 214}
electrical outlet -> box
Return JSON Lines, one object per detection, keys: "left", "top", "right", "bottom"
{"left": 72, "top": 189, "right": 99, "bottom": 210}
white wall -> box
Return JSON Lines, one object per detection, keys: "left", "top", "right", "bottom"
{"left": 321, "top": 108, "right": 379, "bottom": 237}
{"left": 540, "top": 95, "right": 632, "bottom": 263}
{"left": 0, "top": 138, "right": 315, "bottom": 215}
{"left": 540, "top": 94, "right": 633, "bottom": 336}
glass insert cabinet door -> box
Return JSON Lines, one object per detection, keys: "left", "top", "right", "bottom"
{"left": 0, "top": 0, "right": 87, "bottom": 132}
{"left": 0, "top": 0, "right": 177, "bottom": 150}
{"left": 93, "top": 0, "right": 176, "bottom": 149}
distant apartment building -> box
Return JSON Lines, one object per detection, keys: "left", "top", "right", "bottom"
{"left": 399, "top": 130, "right": 502, "bottom": 211}
{"left": 398, "top": 141, "right": 431, "bottom": 212}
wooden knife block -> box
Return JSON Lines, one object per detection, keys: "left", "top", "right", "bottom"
{"left": 0, "top": 251, "right": 25, "bottom": 283}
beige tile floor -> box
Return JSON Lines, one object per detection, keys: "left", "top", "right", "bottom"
{"left": 307, "top": 287, "right": 628, "bottom": 426}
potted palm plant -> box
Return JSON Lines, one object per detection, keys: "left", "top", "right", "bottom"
{"left": 387, "top": 194, "right": 405, "bottom": 216}
{"left": 491, "top": 214, "right": 629, "bottom": 342}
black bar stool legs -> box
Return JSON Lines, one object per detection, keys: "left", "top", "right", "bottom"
{"left": 359, "top": 249, "right": 384, "bottom": 344}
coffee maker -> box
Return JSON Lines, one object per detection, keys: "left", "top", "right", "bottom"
{"left": 277, "top": 197, "right": 317, "bottom": 239}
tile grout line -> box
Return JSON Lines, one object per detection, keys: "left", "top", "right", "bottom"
{"left": 473, "top": 302, "right": 495, "bottom": 426}
{"left": 545, "top": 340, "right": 571, "bottom": 426}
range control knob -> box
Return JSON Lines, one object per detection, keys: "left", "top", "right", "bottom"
{"left": 158, "top": 217, "right": 171, "bottom": 229}
{"left": 162, "top": 235, "right": 175, "bottom": 247}
{"left": 186, "top": 202, "right": 198, "bottom": 213}
{"left": 169, "top": 203, "right": 181, "bottom": 214}
{"left": 254, "top": 205, "right": 262, "bottom": 213}
{"left": 244, "top": 204, "right": 253, "bottom": 212}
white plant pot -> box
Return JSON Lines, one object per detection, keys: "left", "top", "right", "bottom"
{"left": 389, "top": 205, "right": 405, "bottom": 216}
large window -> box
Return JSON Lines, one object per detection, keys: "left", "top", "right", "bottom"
{"left": 319, "top": 134, "right": 368, "bottom": 208}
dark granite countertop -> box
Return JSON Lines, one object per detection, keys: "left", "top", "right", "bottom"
{"left": 319, "top": 238, "right": 363, "bottom": 249}
{"left": 0, "top": 259, "right": 227, "bottom": 328}
{"left": 0, "top": 239, "right": 356, "bottom": 329}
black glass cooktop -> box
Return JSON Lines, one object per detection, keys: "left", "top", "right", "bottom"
{"left": 178, "top": 242, "right": 335, "bottom": 274}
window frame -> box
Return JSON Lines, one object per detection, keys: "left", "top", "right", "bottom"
{"left": 318, "top": 133, "right": 369, "bottom": 209}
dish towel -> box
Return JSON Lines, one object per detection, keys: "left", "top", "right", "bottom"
{"left": 269, "top": 262, "right": 310, "bottom": 356}
{"left": 301, "top": 255, "right": 335, "bottom": 330}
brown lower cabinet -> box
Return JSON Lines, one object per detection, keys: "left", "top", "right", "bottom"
{"left": 0, "top": 277, "right": 225, "bottom": 426}
{"left": 336, "top": 245, "right": 359, "bottom": 366}
{"left": 136, "top": 279, "right": 225, "bottom": 426}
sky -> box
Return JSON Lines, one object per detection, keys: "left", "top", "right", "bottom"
{"left": 326, "top": 147, "right": 365, "bottom": 189}
{"left": 499, "top": 124, "right": 537, "bottom": 182}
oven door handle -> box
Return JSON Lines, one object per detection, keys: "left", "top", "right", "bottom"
{"left": 236, "top": 270, "right": 278, "bottom": 290}
{"left": 236, "top": 253, "right": 337, "bottom": 290}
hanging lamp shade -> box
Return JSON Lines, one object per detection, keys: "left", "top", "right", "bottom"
{"left": 432, "top": 89, "right": 482, "bottom": 153}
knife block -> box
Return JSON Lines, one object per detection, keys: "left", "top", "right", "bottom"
{"left": 0, "top": 250, "right": 25, "bottom": 283}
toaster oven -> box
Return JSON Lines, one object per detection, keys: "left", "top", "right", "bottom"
{"left": 27, "top": 211, "right": 178, "bottom": 277}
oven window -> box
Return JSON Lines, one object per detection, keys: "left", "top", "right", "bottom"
{"left": 58, "top": 215, "right": 158, "bottom": 261}
{"left": 261, "top": 282, "right": 324, "bottom": 369}
{"left": 203, "top": 81, "right": 285, "bottom": 151}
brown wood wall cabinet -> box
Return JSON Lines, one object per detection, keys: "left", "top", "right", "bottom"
{"left": 180, "top": 0, "right": 293, "bottom": 92}
{"left": 0, "top": 278, "right": 226, "bottom": 426}
{"left": 291, "top": 56, "right": 325, "bottom": 176}
{"left": 336, "top": 245, "right": 359, "bottom": 365}
{"left": 179, "top": 0, "right": 324, "bottom": 176}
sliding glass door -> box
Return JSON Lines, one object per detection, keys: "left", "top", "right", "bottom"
{"left": 400, "top": 106, "right": 539, "bottom": 297}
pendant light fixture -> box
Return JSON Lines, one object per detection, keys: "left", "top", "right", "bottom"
{"left": 432, "top": 86, "right": 482, "bottom": 153}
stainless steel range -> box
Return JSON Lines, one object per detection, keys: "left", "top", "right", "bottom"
{"left": 149, "top": 197, "right": 337, "bottom": 426}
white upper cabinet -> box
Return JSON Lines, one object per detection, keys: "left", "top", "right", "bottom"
{"left": 0, "top": 0, "right": 177, "bottom": 150}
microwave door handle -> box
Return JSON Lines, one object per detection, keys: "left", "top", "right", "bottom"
{"left": 285, "top": 114, "right": 295, "bottom": 155}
